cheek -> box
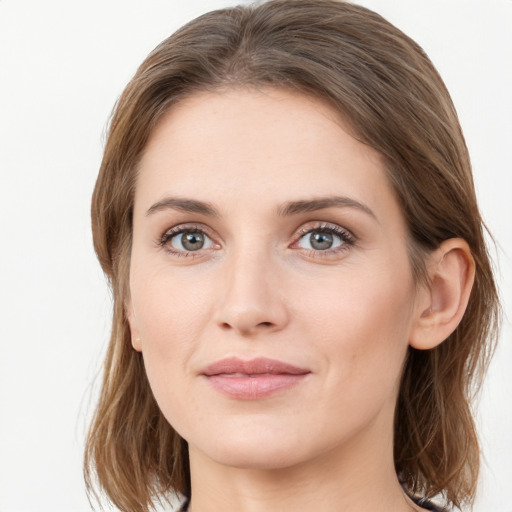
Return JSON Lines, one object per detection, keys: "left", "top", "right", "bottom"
{"left": 299, "top": 266, "right": 415, "bottom": 387}
{"left": 131, "top": 259, "right": 213, "bottom": 347}
{"left": 132, "top": 291, "right": 203, "bottom": 433}
{"left": 128, "top": 261, "right": 219, "bottom": 422}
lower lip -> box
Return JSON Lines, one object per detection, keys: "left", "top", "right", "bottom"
{"left": 204, "top": 374, "right": 309, "bottom": 399}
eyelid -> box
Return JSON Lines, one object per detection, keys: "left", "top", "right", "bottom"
{"left": 294, "top": 221, "right": 356, "bottom": 241}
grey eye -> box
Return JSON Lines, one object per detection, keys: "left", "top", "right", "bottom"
{"left": 171, "top": 231, "right": 213, "bottom": 252}
{"left": 298, "top": 230, "right": 344, "bottom": 251}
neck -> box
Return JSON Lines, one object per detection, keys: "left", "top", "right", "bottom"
{"left": 186, "top": 415, "right": 420, "bottom": 512}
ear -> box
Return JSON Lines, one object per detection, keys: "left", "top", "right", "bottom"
{"left": 409, "top": 238, "right": 475, "bottom": 350}
{"left": 125, "top": 299, "right": 143, "bottom": 352}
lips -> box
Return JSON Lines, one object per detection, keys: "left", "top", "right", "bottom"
{"left": 201, "top": 357, "right": 310, "bottom": 399}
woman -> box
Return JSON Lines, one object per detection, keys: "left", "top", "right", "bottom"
{"left": 84, "top": 1, "right": 500, "bottom": 511}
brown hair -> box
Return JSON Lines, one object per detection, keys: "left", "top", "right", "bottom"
{"left": 85, "top": 1, "right": 500, "bottom": 510}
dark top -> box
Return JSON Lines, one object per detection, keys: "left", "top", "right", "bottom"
{"left": 412, "top": 496, "right": 446, "bottom": 511}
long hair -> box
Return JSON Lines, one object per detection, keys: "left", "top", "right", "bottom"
{"left": 85, "top": 1, "right": 500, "bottom": 510}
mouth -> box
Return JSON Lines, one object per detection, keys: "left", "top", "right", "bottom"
{"left": 201, "top": 357, "right": 311, "bottom": 400}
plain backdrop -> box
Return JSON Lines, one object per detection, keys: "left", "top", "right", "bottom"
{"left": 0, "top": 1, "right": 510, "bottom": 511}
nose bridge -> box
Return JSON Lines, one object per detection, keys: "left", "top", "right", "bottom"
{"left": 215, "top": 237, "right": 288, "bottom": 335}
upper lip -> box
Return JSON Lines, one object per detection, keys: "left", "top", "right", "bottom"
{"left": 201, "top": 357, "right": 310, "bottom": 376}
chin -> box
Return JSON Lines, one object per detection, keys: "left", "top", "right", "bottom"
{"left": 186, "top": 417, "right": 332, "bottom": 471}
{"left": 205, "top": 441, "right": 309, "bottom": 471}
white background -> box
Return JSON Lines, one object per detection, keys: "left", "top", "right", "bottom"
{"left": 0, "top": 0, "right": 510, "bottom": 511}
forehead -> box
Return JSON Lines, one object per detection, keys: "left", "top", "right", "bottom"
{"left": 135, "top": 87, "right": 395, "bottom": 219}
{"left": 142, "top": 87, "right": 363, "bottom": 163}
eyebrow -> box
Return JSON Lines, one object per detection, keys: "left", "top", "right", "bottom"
{"left": 146, "top": 197, "right": 219, "bottom": 217}
{"left": 277, "top": 196, "right": 377, "bottom": 221}
{"left": 146, "top": 195, "right": 377, "bottom": 221}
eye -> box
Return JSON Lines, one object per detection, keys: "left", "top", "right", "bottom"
{"left": 160, "top": 226, "right": 216, "bottom": 255}
{"left": 295, "top": 224, "right": 354, "bottom": 253}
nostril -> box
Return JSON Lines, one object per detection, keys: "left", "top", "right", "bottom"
{"left": 219, "top": 320, "right": 274, "bottom": 332}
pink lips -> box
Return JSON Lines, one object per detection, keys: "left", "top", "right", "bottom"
{"left": 201, "top": 357, "right": 310, "bottom": 399}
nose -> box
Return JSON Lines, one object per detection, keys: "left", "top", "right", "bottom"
{"left": 214, "top": 247, "right": 290, "bottom": 337}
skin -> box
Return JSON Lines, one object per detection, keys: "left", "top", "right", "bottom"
{"left": 127, "top": 87, "right": 474, "bottom": 512}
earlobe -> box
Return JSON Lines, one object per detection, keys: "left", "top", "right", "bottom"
{"left": 409, "top": 238, "right": 475, "bottom": 350}
{"left": 125, "top": 301, "right": 143, "bottom": 352}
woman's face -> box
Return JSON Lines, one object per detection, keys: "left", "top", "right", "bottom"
{"left": 128, "top": 87, "right": 421, "bottom": 470}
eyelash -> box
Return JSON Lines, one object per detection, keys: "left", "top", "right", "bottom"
{"left": 157, "top": 222, "right": 356, "bottom": 258}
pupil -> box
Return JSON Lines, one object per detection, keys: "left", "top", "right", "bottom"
{"left": 182, "top": 232, "right": 204, "bottom": 251}
{"left": 310, "top": 231, "right": 333, "bottom": 250}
